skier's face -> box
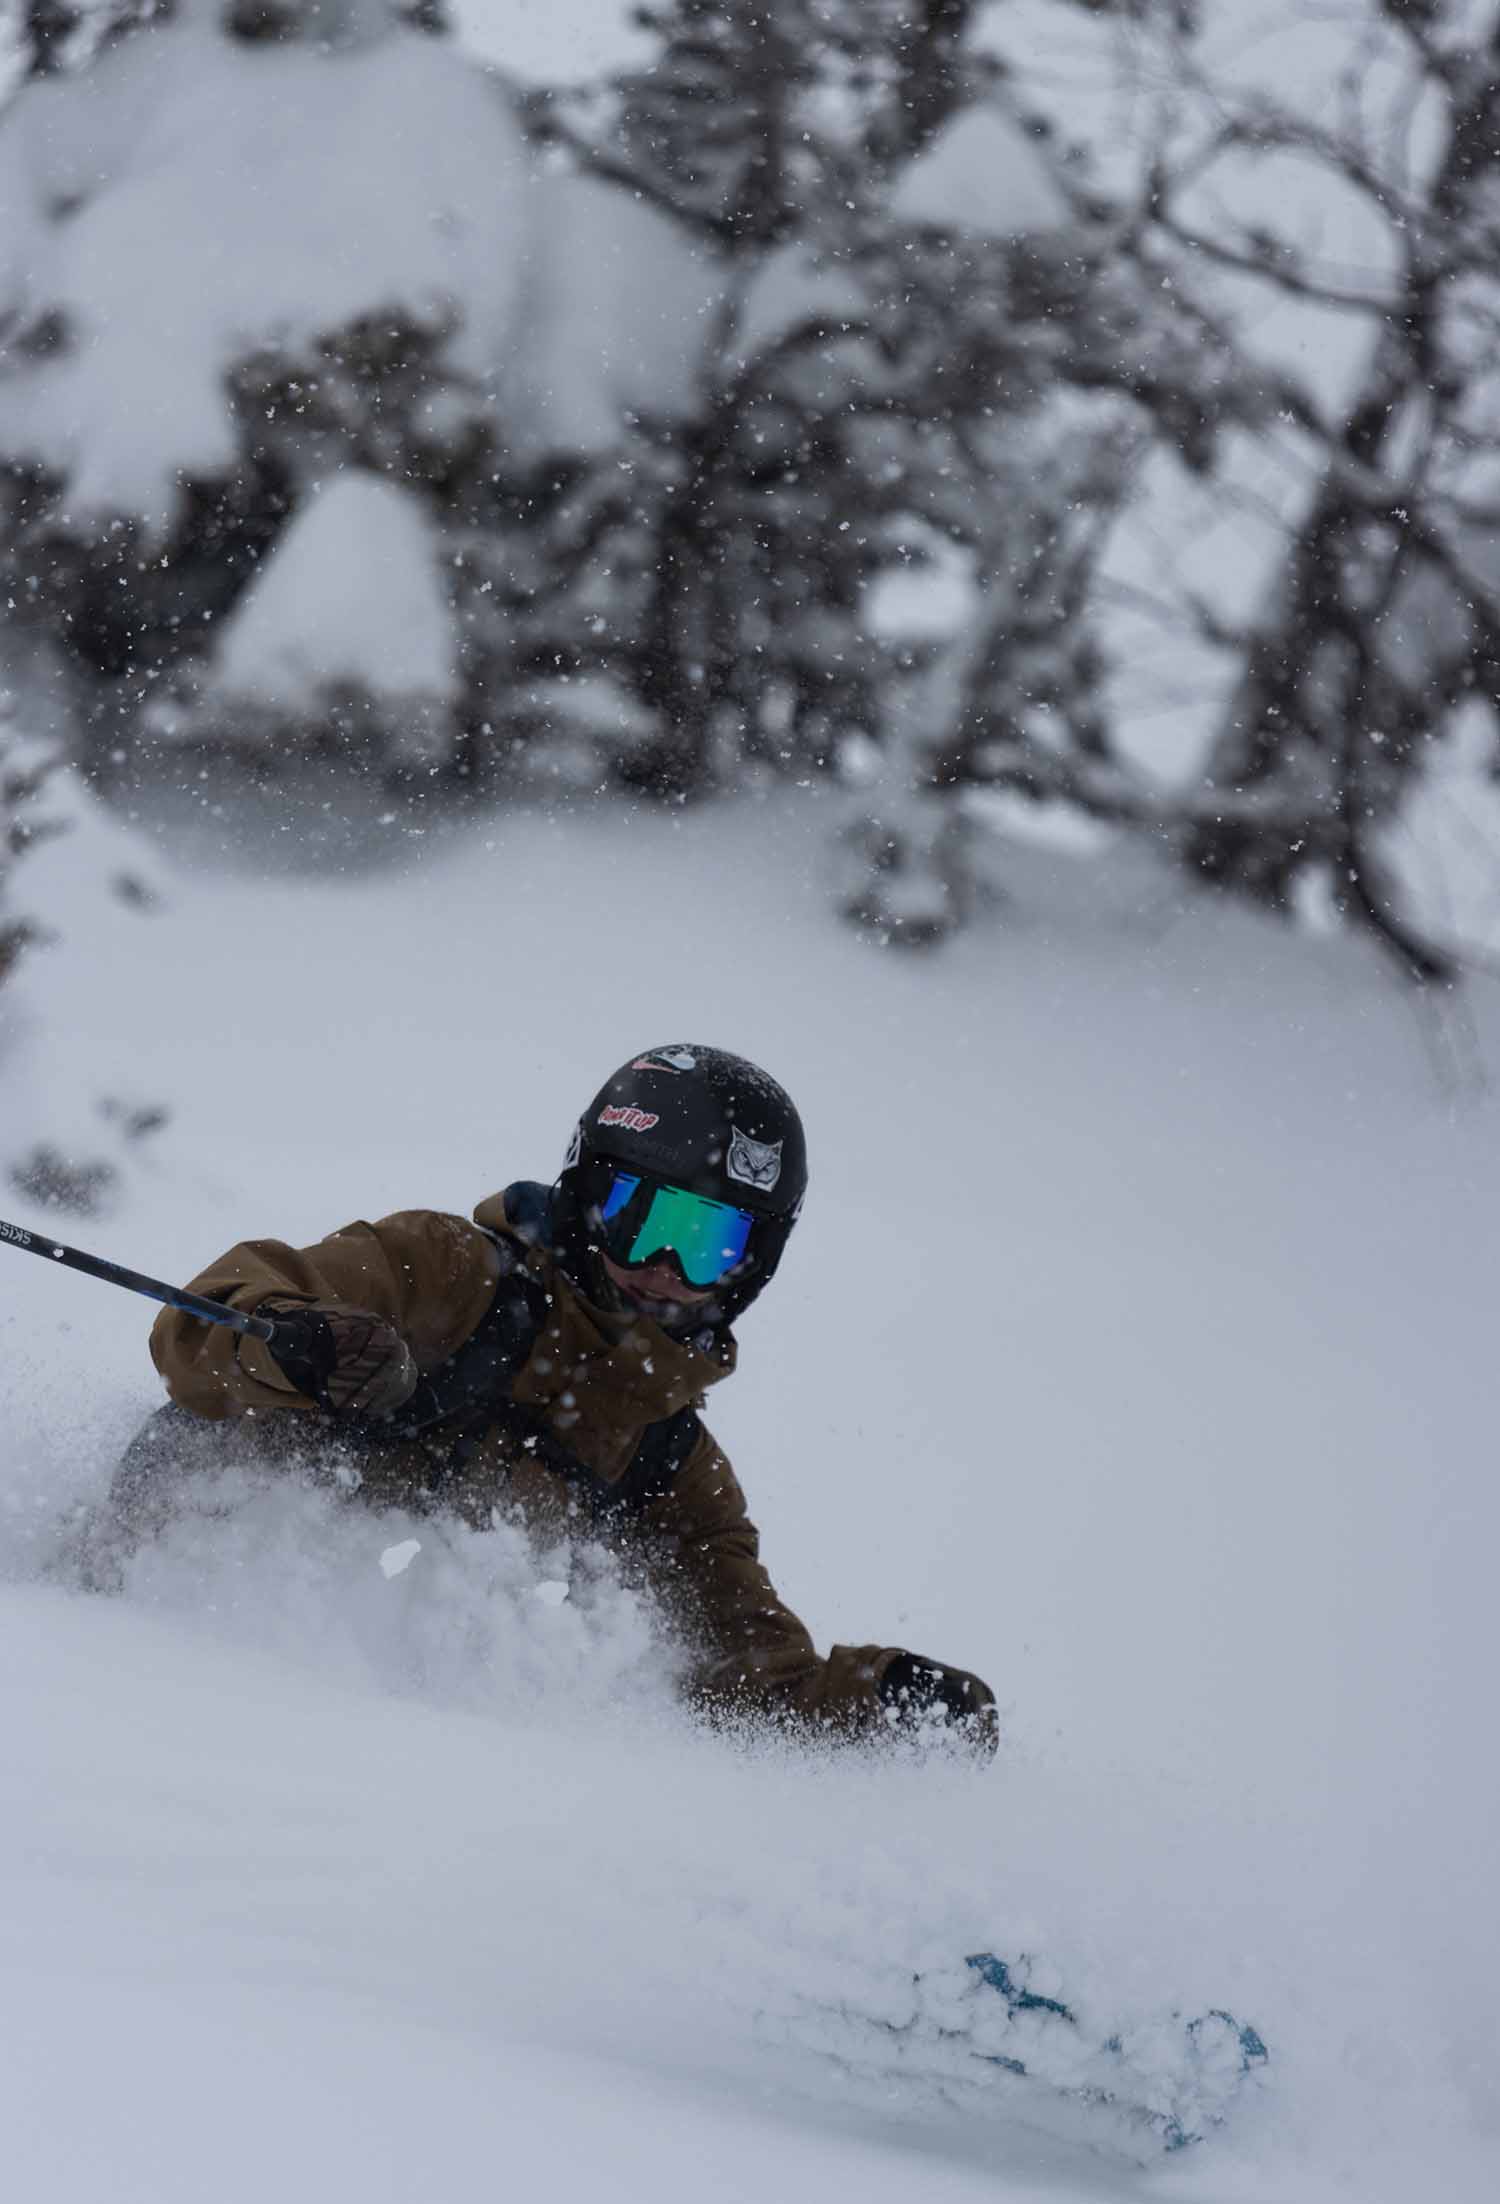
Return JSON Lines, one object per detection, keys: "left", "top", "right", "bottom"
{"left": 598, "top": 1249, "right": 716, "bottom": 1318}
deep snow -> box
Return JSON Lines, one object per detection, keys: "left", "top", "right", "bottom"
{"left": 2, "top": 787, "right": 1498, "bottom": 2200}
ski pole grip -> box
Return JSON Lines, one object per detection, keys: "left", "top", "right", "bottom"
{"left": 175, "top": 1289, "right": 279, "bottom": 1343}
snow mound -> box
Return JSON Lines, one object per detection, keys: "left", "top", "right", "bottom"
{"left": 453, "top": 0, "right": 658, "bottom": 85}
{"left": 212, "top": 473, "right": 457, "bottom": 712}
{"left": 733, "top": 244, "right": 871, "bottom": 367}
{"left": 891, "top": 105, "right": 1073, "bottom": 238}
{"left": 513, "top": 172, "right": 726, "bottom": 455}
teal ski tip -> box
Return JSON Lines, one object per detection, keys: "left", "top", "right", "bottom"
{"left": 964, "top": 1952, "right": 1270, "bottom": 2155}
{"left": 965, "top": 1951, "right": 1075, "bottom": 2022}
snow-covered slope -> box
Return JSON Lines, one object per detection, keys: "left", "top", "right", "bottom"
{"left": 2, "top": 791, "right": 1498, "bottom": 2200}
{"left": 0, "top": 1584, "right": 1233, "bottom": 2204}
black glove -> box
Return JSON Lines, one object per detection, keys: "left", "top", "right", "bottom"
{"left": 879, "top": 1652, "right": 999, "bottom": 1757}
{"left": 260, "top": 1300, "right": 418, "bottom": 1418}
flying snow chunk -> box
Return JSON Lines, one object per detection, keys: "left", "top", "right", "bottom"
{"left": 533, "top": 1580, "right": 570, "bottom": 1608}
{"left": 891, "top": 107, "right": 1072, "bottom": 239}
{"left": 379, "top": 1540, "right": 422, "bottom": 1580}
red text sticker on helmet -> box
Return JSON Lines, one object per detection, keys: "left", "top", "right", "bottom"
{"left": 600, "top": 1104, "right": 660, "bottom": 1133}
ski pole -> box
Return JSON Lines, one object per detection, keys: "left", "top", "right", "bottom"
{"left": 0, "top": 1215, "right": 281, "bottom": 1342}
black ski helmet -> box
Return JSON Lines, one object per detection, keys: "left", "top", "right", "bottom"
{"left": 553, "top": 1045, "right": 808, "bottom": 1326}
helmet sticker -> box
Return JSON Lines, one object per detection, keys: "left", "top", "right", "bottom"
{"left": 727, "top": 1127, "right": 783, "bottom": 1191}
{"left": 631, "top": 1049, "right": 698, "bottom": 1074}
{"left": 600, "top": 1104, "right": 660, "bottom": 1133}
{"left": 562, "top": 1121, "right": 583, "bottom": 1171}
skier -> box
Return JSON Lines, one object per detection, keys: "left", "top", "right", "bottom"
{"left": 144, "top": 1046, "right": 997, "bottom": 1752}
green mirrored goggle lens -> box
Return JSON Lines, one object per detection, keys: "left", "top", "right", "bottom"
{"left": 599, "top": 1172, "right": 755, "bottom": 1288}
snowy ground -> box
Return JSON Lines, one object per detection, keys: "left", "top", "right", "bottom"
{"left": 2, "top": 786, "right": 1498, "bottom": 2201}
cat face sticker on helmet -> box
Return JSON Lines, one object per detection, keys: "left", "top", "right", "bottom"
{"left": 727, "top": 1126, "right": 783, "bottom": 1192}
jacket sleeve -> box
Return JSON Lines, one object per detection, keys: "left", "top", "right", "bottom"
{"left": 646, "top": 1425, "right": 904, "bottom": 1736}
{"left": 150, "top": 1210, "right": 499, "bottom": 1420}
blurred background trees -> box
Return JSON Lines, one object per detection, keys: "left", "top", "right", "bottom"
{"left": 0, "top": 712, "right": 61, "bottom": 995}
{"left": 1, "top": 0, "right": 1499, "bottom": 979}
{"left": 0, "top": 703, "right": 166, "bottom": 1210}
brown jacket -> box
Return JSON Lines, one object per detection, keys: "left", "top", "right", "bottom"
{"left": 149, "top": 1187, "right": 910, "bottom": 1733}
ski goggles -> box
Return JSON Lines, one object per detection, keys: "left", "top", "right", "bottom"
{"left": 596, "top": 1169, "right": 756, "bottom": 1289}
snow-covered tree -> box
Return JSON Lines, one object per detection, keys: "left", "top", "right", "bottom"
{"left": 823, "top": 46, "right": 1280, "bottom": 939}
{"left": 1155, "top": 0, "right": 1500, "bottom": 981}
{"left": 843, "top": 0, "right": 1500, "bottom": 973}
{"left": 535, "top": 1, "right": 987, "bottom": 243}
{"left": 0, "top": 0, "right": 523, "bottom": 781}
{"left": 524, "top": 2, "right": 1120, "bottom": 807}
{"left": 1, "top": 0, "right": 167, "bottom": 81}
{"left": 7, "top": 0, "right": 1496, "bottom": 979}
